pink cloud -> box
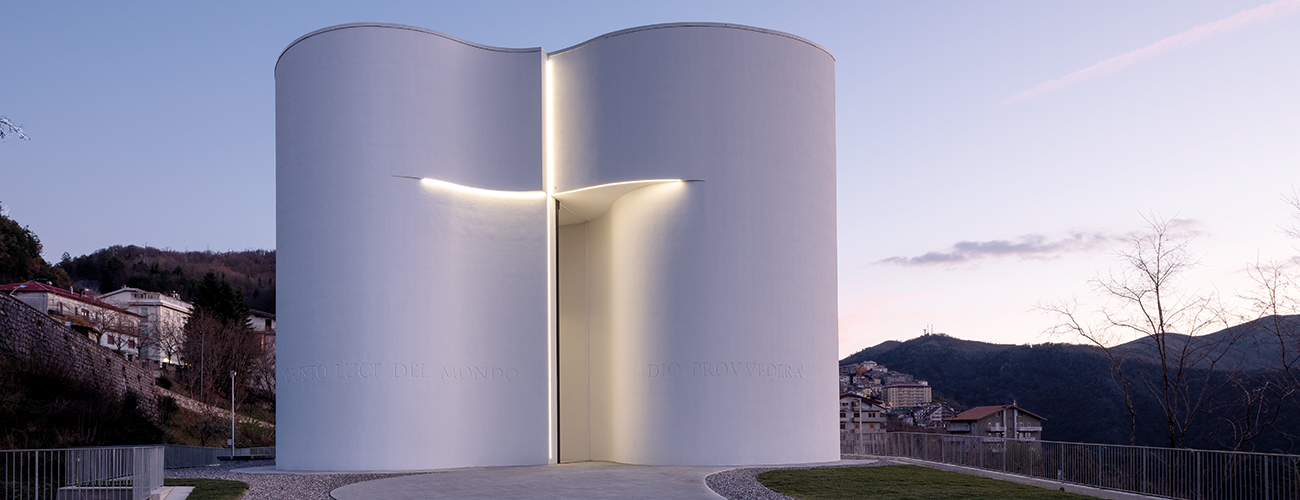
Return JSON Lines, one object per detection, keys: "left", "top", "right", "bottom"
{"left": 1003, "top": 0, "right": 1300, "bottom": 105}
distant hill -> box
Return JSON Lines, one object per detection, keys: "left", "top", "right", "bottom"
{"left": 1111, "top": 315, "right": 1300, "bottom": 370}
{"left": 58, "top": 245, "right": 275, "bottom": 313}
{"left": 843, "top": 334, "right": 1133, "bottom": 445}
{"left": 841, "top": 328, "right": 1300, "bottom": 453}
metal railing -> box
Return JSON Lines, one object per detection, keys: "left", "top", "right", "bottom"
{"left": 1, "top": 446, "right": 163, "bottom": 500}
{"left": 868, "top": 432, "right": 1300, "bottom": 500}
{"left": 161, "top": 445, "right": 224, "bottom": 469}
{"left": 230, "top": 447, "right": 275, "bottom": 459}
{"left": 159, "top": 445, "right": 276, "bottom": 468}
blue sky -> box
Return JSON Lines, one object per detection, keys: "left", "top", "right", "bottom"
{"left": 3, "top": 1, "right": 1298, "bottom": 356}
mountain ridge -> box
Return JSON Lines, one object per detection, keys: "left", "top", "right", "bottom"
{"left": 839, "top": 318, "right": 1300, "bottom": 453}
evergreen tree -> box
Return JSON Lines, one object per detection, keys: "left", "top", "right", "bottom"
{"left": 191, "top": 271, "right": 249, "bottom": 325}
{"left": 99, "top": 255, "right": 125, "bottom": 291}
{"left": 182, "top": 272, "right": 255, "bottom": 403}
{"left": 0, "top": 202, "right": 70, "bottom": 287}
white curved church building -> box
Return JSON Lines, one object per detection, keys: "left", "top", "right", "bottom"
{"left": 276, "top": 22, "right": 838, "bottom": 471}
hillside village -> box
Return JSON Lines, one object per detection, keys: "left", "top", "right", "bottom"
{"left": 0, "top": 280, "right": 276, "bottom": 374}
{"left": 838, "top": 358, "right": 1046, "bottom": 454}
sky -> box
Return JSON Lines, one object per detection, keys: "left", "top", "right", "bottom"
{"left": 2, "top": 1, "right": 1298, "bottom": 358}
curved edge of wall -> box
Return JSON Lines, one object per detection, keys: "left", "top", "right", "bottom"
{"left": 276, "top": 24, "right": 549, "bottom": 471}
{"left": 551, "top": 24, "right": 839, "bottom": 465}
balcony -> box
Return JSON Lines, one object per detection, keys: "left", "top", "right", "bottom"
{"left": 1016, "top": 424, "right": 1042, "bottom": 432}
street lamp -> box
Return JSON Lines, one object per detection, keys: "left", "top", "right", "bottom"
{"left": 230, "top": 370, "right": 237, "bottom": 458}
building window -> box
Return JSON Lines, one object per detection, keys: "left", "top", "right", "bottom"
{"left": 854, "top": 423, "right": 860, "bottom": 430}
{"left": 107, "top": 335, "right": 116, "bottom": 345}
{"left": 840, "top": 412, "right": 845, "bottom": 418}
{"left": 140, "top": 307, "right": 149, "bottom": 316}
{"left": 128, "top": 339, "right": 136, "bottom": 349}
{"left": 840, "top": 423, "right": 845, "bottom": 429}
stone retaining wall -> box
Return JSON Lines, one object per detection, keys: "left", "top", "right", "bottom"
{"left": 0, "top": 293, "right": 158, "bottom": 419}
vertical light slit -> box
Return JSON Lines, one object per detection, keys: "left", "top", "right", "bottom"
{"left": 544, "top": 55, "right": 557, "bottom": 463}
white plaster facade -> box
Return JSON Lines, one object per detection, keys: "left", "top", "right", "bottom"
{"left": 1, "top": 281, "right": 143, "bottom": 357}
{"left": 98, "top": 287, "right": 193, "bottom": 365}
{"left": 276, "top": 22, "right": 837, "bottom": 471}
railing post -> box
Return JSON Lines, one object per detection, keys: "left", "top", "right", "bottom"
{"left": 1265, "top": 454, "right": 1270, "bottom": 500}
{"left": 1195, "top": 450, "right": 1201, "bottom": 500}
{"left": 1141, "top": 447, "right": 1146, "bottom": 496}
{"left": 1060, "top": 443, "right": 1065, "bottom": 483}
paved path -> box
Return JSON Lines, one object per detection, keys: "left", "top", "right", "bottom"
{"left": 331, "top": 461, "right": 732, "bottom": 500}
{"left": 328, "top": 459, "right": 902, "bottom": 500}
{"left": 173, "top": 457, "right": 1035, "bottom": 500}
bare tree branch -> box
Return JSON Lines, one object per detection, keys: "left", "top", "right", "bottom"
{"left": 0, "top": 117, "right": 30, "bottom": 141}
{"left": 1041, "top": 213, "right": 1247, "bottom": 448}
{"left": 1037, "top": 298, "right": 1140, "bottom": 445}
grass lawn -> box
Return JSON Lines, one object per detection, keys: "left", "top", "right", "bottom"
{"left": 757, "top": 465, "right": 1094, "bottom": 500}
{"left": 164, "top": 478, "right": 249, "bottom": 500}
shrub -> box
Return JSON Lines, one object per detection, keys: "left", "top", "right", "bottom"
{"left": 157, "top": 396, "right": 179, "bottom": 424}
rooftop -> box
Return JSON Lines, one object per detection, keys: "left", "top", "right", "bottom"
{"left": 1, "top": 281, "right": 141, "bottom": 318}
{"left": 948, "top": 403, "right": 1047, "bottom": 422}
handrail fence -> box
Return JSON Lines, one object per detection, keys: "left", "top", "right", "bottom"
{"left": 862, "top": 432, "right": 1300, "bottom": 500}
{"left": 1, "top": 446, "right": 163, "bottom": 500}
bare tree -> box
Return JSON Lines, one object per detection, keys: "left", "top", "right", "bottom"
{"left": 0, "top": 117, "right": 29, "bottom": 141}
{"left": 1039, "top": 300, "right": 1141, "bottom": 445}
{"left": 150, "top": 311, "right": 188, "bottom": 366}
{"left": 246, "top": 336, "right": 276, "bottom": 396}
{"left": 1042, "top": 214, "right": 1240, "bottom": 448}
{"left": 86, "top": 307, "right": 142, "bottom": 358}
{"left": 180, "top": 311, "right": 259, "bottom": 405}
{"left": 1217, "top": 369, "right": 1290, "bottom": 450}
{"left": 1233, "top": 192, "right": 1300, "bottom": 438}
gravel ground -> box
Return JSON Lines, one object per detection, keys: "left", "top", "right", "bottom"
{"left": 166, "top": 460, "right": 417, "bottom": 500}
{"left": 705, "top": 458, "right": 905, "bottom": 500}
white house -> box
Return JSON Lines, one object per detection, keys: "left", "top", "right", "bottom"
{"left": 98, "top": 287, "right": 193, "bottom": 365}
{"left": 840, "top": 393, "right": 888, "bottom": 454}
{"left": 1, "top": 281, "right": 143, "bottom": 358}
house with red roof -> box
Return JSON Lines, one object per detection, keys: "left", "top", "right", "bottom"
{"left": 0, "top": 281, "right": 144, "bottom": 359}
{"left": 945, "top": 402, "right": 1045, "bottom": 440}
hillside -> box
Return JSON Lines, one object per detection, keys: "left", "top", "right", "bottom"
{"left": 1111, "top": 315, "right": 1300, "bottom": 370}
{"left": 843, "top": 335, "right": 1132, "bottom": 444}
{"left": 841, "top": 330, "right": 1300, "bottom": 453}
{"left": 58, "top": 245, "right": 276, "bottom": 313}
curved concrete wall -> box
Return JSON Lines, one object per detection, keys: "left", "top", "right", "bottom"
{"left": 277, "top": 22, "right": 836, "bottom": 470}
{"left": 551, "top": 24, "right": 838, "bottom": 465}
{"left": 276, "top": 24, "right": 549, "bottom": 471}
